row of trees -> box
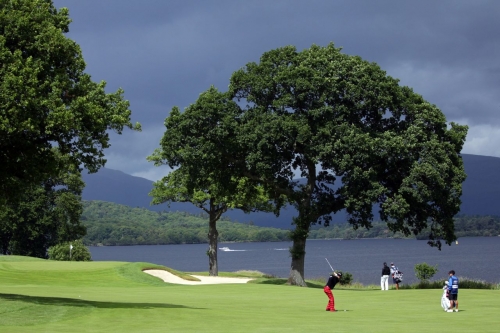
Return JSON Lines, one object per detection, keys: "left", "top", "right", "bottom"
{"left": 0, "top": 1, "right": 139, "bottom": 257}
{"left": 454, "top": 215, "right": 500, "bottom": 237}
{"left": 84, "top": 217, "right": 290, "bottom": 246}
{"left": 80, "top": 201, "right": 500, "bottom": 246}
{"left": 311, "top": 215, "right": 500, "bottom": 239}
{"left": 149, "top": 43, "right": 468, "bottom": 285}
{"left": 81, "top": 201, "right": 289, "bottom": 246}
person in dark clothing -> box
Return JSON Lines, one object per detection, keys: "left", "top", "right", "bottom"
{"left": 447, "top": 270, "right": 459, "bottom": 312}
{"left": 381, "top": 262, "right": 391, "bottom": 290}
{"left": 324, "top": 271, "right": 342, "bottom": 312}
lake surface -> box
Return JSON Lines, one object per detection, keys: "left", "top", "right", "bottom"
{"left": 89, "top": 237, "right": 500, "bottom": 285}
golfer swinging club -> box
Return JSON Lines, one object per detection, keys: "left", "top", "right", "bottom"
{"left": 324, "top": 258, "right": 342, "bottom": 312}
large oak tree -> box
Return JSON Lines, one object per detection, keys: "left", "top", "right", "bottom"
{"left": 148, "top": 87, "right": 273, "bottom": 276}
{"left": 229, "top": 44, "right": 468, "bottom": 286}
{"left": 0, "top": 0, "right": 140, "bottom": 206}
{"left": 0, "top": 151, "right": 86, "bottom": 258}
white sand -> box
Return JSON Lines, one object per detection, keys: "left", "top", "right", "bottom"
{"left": 144, "top": 269, "right": 254, "bottom": 285}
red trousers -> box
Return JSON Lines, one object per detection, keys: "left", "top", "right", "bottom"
{"left": 323, "top": 286, "right": 335, "bottom": 311}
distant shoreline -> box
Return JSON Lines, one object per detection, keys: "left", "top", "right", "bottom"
{"left": 88, "top": 235, "right": 500, "bottom": 247}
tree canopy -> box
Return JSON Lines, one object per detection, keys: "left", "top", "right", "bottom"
{"left": 0, "top": 151, "right": 86, "bottom": 258}
{"left": 146, "top": 43, "right": 466, "bottom": 285}
{"left": 0, "top": 0, "right": 140, "bottom": 206}
{"left": 227, "top": 43, "right": 467, "bottom": 286}
{"left": 148, "top": 87, "right": 274, "bottom": 275}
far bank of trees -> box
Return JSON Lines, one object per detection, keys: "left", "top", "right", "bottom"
{"left": 310, "top": 215, "right": 500, "bottom": 240}
{"left": 81, "top": 201, "right": 500, "bottom": 246}
{"left": 81, "top": 201, "right": 289, "bottom": 246}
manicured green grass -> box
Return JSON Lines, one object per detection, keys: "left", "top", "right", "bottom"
{"left": 0, "top": 256, "right": 498, "bottom": 332}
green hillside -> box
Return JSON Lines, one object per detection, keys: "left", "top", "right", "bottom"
{"left": 81, "top": 201, "right": 500, "bottom": 246}
{"left": 81, "top": 201, "right": 290, "bottom": 245}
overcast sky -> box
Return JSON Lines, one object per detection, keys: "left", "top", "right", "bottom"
{"left": 52, "top": 0, "right": 500, "bottom": 181}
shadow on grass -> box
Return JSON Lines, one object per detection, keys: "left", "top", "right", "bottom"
{"left": 0, "top": 293, "right": 201, "bottom": 310}
{"left": 255, "top": 278, "right": 288, "bottom": 285}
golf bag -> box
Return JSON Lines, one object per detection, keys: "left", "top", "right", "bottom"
{"left": 441, "top": 286, "right": 450, "bottom": 311}
{"left": 393, "top": 270, "right": 403, "bottom": 283}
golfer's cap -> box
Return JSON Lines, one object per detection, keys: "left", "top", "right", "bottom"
{"left": 337, "top": 272, "right": 342, "bottom": 276}
{"left": 390, "top": 262, "right": 394, "bottom": 265}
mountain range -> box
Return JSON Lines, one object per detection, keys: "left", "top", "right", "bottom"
{"left": 81, "top": 154, "right": 500, "bottom": 229}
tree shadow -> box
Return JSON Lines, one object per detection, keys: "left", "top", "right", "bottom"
{"left": 255, "top": 278, "right": 288, "bottom": 285}
{"left": 0, "top": 293, "right": 202, "bottom": 310}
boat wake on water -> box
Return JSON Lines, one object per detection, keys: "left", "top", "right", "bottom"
{"left": 219, "top": 247, "right": 246, "bottom": 252}
{"left": 219, "top": 246, "right": 288, "bottom": 251}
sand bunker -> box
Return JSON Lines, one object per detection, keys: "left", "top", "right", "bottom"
{"left": 144, "top": 269, "right": 254, "bottom": 285}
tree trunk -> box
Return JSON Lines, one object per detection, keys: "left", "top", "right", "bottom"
{"left": 286, "top": 162, "right": 316, "bottom": 286}
{"left": 287, "top": 231, "right": 307, "bottom": 287}
{"left": 207, "top": 215, "right": 218, "bottom": 276}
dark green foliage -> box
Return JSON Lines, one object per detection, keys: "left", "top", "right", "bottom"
{"left": 80, "top": 201, "right": 500, "bottom": 245}
{"left": 227, "top": 43, "right": 467, "bottom": 286}
{"left": 336, "top": 271, "right": 353, "bottom": 285}
{"left": 254, "top": 278, "right": 289, "bottom": 286}
{"left": 414, "top": 262, "right": 438, "bottom": 282}
{"left": 308, "top": 216, "right": 500, "bottom": 240}
{"left": 399, "top": 278, "right": 496, "bottom": 290}
{"left": 454, "top": 215, "right": 500, "bottom": 237}
{"left": 412, "top": 280, "right": 445, "bottom": 289}
{"left": 81, "top": 201, "right": 289, "bottom": 246}
{"left": 0, "top": 0, "right": 140, "bottom": 207}
{"left": 309, "top": 223, "right": 397, "bottom": 239}
{"left": 458, "top": 278, "right": 496, "bottom": 289}
{"left": 148, "top": 86, "right": 275, "bottom": 275}
{"left": 48, "top": 240, "right": 91, "bottom": 261}
{"left": 0, "top": 156, "right": 86, "bottom": 258}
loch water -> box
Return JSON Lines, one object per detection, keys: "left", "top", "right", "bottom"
{"left": 89, "top": 237, "right": 500, "bottom": 285}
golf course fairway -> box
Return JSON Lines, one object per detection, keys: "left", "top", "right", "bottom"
{"left": 0, "top": 256, "right": 498, "bottom": 332}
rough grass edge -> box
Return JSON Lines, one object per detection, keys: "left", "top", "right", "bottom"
{"left": 139, "top": 263, "right": 201, "bottom": 282}
{"left": 399, "top": 277, "right": 498, "bottom": 290}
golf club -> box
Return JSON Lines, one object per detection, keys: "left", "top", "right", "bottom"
{"left": 325, "top": 258, "right": 334, "bottom": 271}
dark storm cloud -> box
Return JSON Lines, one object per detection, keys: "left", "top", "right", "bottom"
{"left": 51, "top": 0, "right": 500, "bottom": 179}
